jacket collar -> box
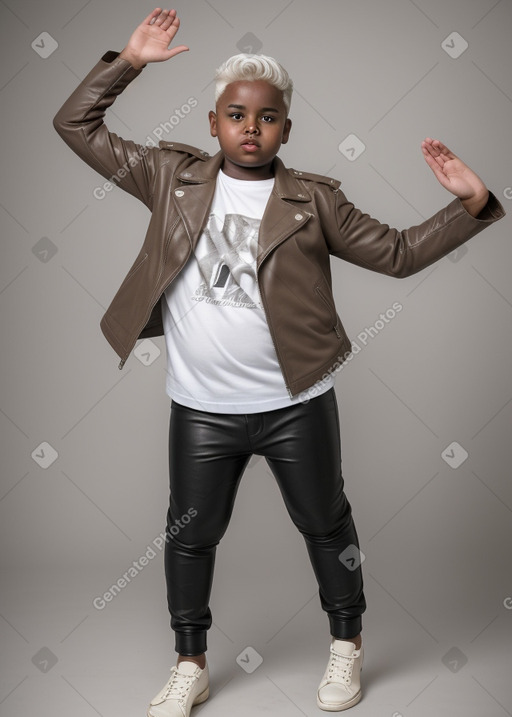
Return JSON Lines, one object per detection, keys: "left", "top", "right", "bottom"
{"left": 176, "top": 151, "right": 312, "bottom": 202}
{"left": 173, "top": 150, "right": 313, "bottom": 261}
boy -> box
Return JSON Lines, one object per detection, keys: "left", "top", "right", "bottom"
{"left": 53, "top": 7, "right": 505, "bottom": 716}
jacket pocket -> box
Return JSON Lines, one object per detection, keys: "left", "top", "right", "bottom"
{"left": 315, "top": 281, "right": 342, "bottom": 340}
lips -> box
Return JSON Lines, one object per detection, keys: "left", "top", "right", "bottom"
{"left": 241, "top": 139, "right": 260, "bottom": 149}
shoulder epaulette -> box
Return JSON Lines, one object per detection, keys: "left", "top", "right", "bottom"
{"left": 288, "top": 168, "right": 341, "bottom": 190}
{"left": 158, "top": 141, "right": 211, "bottom": 160}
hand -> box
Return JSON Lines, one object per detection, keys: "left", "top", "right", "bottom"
{"left": 421, "top": 137, "right": 489, "bottom": 217}
{"left": 119, "top": 8, "right": 189, "bottom": 69}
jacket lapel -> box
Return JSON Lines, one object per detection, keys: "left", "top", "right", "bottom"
{"left": 258, "top": 156, "right": 312, "bottom": 266}
{"left": 173, "top": 151, "right": 224, "bottom": 250}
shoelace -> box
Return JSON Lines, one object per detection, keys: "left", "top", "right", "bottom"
{"left": 327, "top": 649, "right": 355, "bottom": 685}
{"left": 162, "top": 667, "right": 196, "bottom": 700}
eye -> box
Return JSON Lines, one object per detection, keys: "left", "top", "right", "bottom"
{"left": 261, "top": 115, "right": 275, "bottom": 123}
{"left": 230, "top": 113, "right": 243, "bottom": 120}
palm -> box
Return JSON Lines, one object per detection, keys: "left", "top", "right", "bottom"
{"left": 421, "top": 137, "right": 486, "bottom": 200}
{"left": 126, "top": 8, "right": 188, "bottom": 64}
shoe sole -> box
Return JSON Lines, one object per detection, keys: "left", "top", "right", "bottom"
{"left": 146, "top": 685, "right": 209, "bottom": 717}
{"left": 316, "top": 689, "right": 361, "bottom": 712}
{"left": 193, "top": 685, "right": 209, "bottom": 705}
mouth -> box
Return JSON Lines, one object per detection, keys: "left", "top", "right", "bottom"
{"left": 241, "top": 139, "right": 260, "bottom": 151}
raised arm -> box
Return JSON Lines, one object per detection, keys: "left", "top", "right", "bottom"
{"left": 52, "top": 8, "right": 188, "bottom": 207}
{"left": 325, "top": 139, "right": 504, "bottom": 277}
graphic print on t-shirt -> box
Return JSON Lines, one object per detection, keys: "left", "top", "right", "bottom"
{"left": 192, "top": 212, "right": 262, "bottom": 309}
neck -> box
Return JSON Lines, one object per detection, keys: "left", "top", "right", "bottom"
{"left": 221, "top": 157, "right": 275, "bottom": 180}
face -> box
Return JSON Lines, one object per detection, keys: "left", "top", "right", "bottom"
{"left": 209, "top": 79, "right": 292, "bottom": 180}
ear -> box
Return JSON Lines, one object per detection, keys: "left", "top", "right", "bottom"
{"left": 208, "top": 110, "right": 218, "bottom": 138}
{"left": 281, "top": 118, "right": 292, "bottom": 145}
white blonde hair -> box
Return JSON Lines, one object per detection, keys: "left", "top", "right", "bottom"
{"left": 214, "top": 53, "right": 293, "bottom": 113}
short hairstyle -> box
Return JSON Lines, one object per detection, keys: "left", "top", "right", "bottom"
{"left": 214, "top": 53, "right": 293, "bottom": 113}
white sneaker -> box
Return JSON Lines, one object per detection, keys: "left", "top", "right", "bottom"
{"left": 147, "top": 660, "right": 209, "bottom": 717}
{"left": 317, "top": 638, "right": 363, "bottom": 711}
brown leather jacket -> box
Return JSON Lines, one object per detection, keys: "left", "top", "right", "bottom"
{"left": 53, "top": 50, "right": 505, "bottom": 397}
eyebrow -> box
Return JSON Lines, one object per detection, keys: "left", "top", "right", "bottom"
{"left": 227, "top": 104, "right": 280, "bottom": 113}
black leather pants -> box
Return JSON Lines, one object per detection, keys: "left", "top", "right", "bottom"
{"left": 165, "top": 388, "right": 366, "bottom": 656}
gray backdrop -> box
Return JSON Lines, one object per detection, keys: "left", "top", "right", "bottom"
{"left": 1, "top": 0, "right": 511, "bottom": 715}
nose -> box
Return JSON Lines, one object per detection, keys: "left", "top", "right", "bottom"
{"left": 245, "top": 121, "right": 259, "bottom": 135}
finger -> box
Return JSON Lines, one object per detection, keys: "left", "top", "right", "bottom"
{"left": 422, "top": 139, "right": 453, "bottom": 171}
{"left": 421, "top": 140, "right": 443, "bottom": 166}
{"left": 166, "top": 13, "right": 181, "bottom": 33}
{"left": 422, "top": 137, "right": 440, "bottom": 152}
{"left": 153, "top": 8, "right": 170, "bottom": 26}
{"left": 422, "top": 137, "right": 443, "bottom": 156}
{"left": 165, "top": 44, "right": 189, "bottom": 59}
{"left": 160, "top": 8, "right": 179, "bottom": 29}
{"left": 430, "top": 138, "right": 457, "bottom": 161}
{"left": 164, "top": 14, "right": 182, "bottom": 41}
{"left": 144, "top": 7, "right": 163, "bottom": 25}
{"left": 422, "top": 145, "right": 448, "bottom": 177}
{"left": 421, "top": 139, "right": 434, "bottom": 154}
{"left": 422, "top": 149, "right": 441, "bottom": 171}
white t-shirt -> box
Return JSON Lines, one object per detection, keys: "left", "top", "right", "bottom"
{"left": 162, "top": 169, "right": 334, "bottom": 413}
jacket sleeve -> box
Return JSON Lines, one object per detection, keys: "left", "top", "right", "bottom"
{"left": 53, "top": 50, "right": 160, "bottom": 208}
{"left": 326, "top": 187, "right": 505, "bottom": 277}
